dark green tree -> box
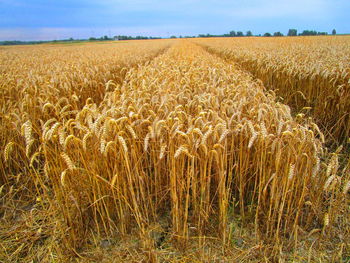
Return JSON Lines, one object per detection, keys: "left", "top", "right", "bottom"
{"left": 273, "top": 32, "right": 283, "bottom": 36}
{"left": 236, "top": 31, "right": 243, "bottom": 36}
{"left": 229, "top": 31, "right": 236, "bottom": 36}
{"left": 264, "top": 32, "right": 272, "bottom": 37}
{"left": 332, "top": 29, "right": 337, "bottom": 35}
{"left": 246, "top": 30, "right": 253, "bottom": 36}
{"left": 287, "top": 29, "right": 297, "bottom": 36}
{"left": 300, "top": 30, "right": 317, "bottom": 36}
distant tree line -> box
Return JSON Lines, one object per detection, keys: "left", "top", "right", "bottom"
{"left": 195, "top": 29, "right": 338, "bottom": 38}
{"left": 299, "top": 30, "right": 328, "bottom": 36}
{"left": 88, "top": 35, "right": 161, "bottom": 41}
{"left": 0, "top": 38, "right": 82, "bottom": 45}
{"left": 110, "top": 35, "right": 161, "bottom": 40}
{"left": 0, "top": 40, "right": 44, "bottom": 45}
{"left": 196, "top": 30, "right": 251, "bottom": 38}
{"left": 0, "top": 35, "right": 162, "bottom": 46}
{"left": 89, "top": 35, "right": 111, "bottom": 41}
{"left": 283, "top": 29, "right": 329, "bottom": 36}
{"left": 0, "top": 29, "right": 341, "bottom": 45}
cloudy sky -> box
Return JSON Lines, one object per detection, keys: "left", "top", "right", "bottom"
{"left": 0, "top": 0, "right": 349, "bottom": 40}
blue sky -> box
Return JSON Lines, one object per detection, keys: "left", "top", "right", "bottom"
{"left": 0, "top": 0, "right": 349, "bottom": 40}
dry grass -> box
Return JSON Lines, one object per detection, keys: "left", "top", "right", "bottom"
{"left": 0, "top": 39, "right": 349, "bottom": 262}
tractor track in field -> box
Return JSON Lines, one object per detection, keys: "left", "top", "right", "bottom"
{"left": 193, "top": 41, "right": 349, "bottom": 148}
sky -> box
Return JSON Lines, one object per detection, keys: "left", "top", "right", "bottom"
{"left": 0, "top": 0, "right": 349, "bottom": 41}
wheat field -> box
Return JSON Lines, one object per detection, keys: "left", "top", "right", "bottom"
{"left": 194, "top": 36, "right": 350, "bottom": 144}
{"left": 1, "top": 38, "right": 349, "bottom": 262}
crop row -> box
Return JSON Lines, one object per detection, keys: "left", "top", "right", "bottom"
{"left": 195, "top": 36, "right": 350, "bottom": 144}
